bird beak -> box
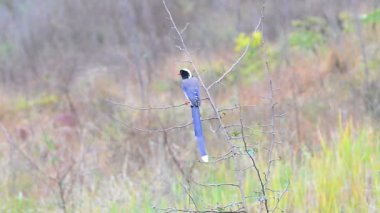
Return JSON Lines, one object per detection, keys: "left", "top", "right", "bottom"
{"left": 177, "top": 73, "right": 181, "bottom": 76}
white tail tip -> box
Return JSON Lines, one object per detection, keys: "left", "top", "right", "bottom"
{"left": 201, "top": 155, "right": 209, "bottom": 162}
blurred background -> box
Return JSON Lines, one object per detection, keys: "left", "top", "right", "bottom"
{"left": 0, "top": 0, "right": 379, "bottom": 212}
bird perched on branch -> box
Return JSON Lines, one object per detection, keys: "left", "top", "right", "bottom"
{"left": 179, "top": 68, "right": 208, "bottom": 162}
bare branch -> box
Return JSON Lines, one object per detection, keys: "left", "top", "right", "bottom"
{"left": 0, "top": 123, "right": 44, "bottom": 175}
{"left": 113, "top": 116, "right": 218, "bottom": 133}
{"left": 180, "top": 23, "right": 190, "bottom": 34}
{"left": 207, "top": 43, "right": 251, "bottom": 90}
{"left": 238, "top": 106, "right": 269, "bottom": 212}
{"left": 153, "top": 206, "right": 245, "bottom": 213}
{"left": 218, "top": 104, "right": 257, "bottom": 113}
{"left": 191, "top": 181, "right": 240, "bottom": 188}
{"left": 229, "top": 135, "right": 253, "bottom": 140}
{"left": 263, "top": 82, "right": 277, "bottom": 189}
{"left": 270, "top": 182, "right": 290, "bottom": 212}
{"left": 106, "top": 98, "right": 208, "bottom": 111}
{"left": 207, "top": 18, "right": 263, "bottom": 90}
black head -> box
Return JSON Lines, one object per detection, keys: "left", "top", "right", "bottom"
{"left": 179, "top": 68, "right": 192, "bottom": 80}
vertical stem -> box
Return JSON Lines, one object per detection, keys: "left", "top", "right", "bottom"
{"left": 233, "top": 147, "right": 247, "bottom": 209}
{"left": 260, "top": 1, "right": 280, "bottom": 211}
{"left": 58, "top": 179, "right": 67, "bottom": 213}
{"left": 351, "top": 0, "right": 370, "bottom": 85}
{"left": 264, "top": 80, "right": 276, "bottom": 186}
{"left": 239, "top": 107, "right": 269, "bottom": 212}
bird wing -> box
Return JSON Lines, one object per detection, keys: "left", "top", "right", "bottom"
{"left": 183, "top": 92, "right": 190, "bottom": 102}
{"left": 182, "top": 78, "right": 201, "bottom": 107}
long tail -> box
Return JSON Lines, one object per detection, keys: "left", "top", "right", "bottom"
{"left": 191, "top": 106, "right": 208, "bottom": 162}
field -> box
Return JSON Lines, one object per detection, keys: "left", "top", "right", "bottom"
{"left": 0, "top": 1, "right": 380, "bottom": 212}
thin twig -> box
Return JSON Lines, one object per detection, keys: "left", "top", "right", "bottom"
{"left": 238, "top": 107, "right": 269, "bottom": 212}
{"left": 199, "top": 150, "right": 234, "bottom": 164}
{"left": 106, "top": 98, "right": 208, "bottom": 111}
{"left": 258, "top": 1, "right": 286, "bottom": 211}
{"left": 114, "top": 116, "right": 218, "bottom": 133}
{"left": 270, "top": 182, "right": 289, "bottom": 212}
{"left": 207, "top": 18, "right": 263, "bottom": 90}
{"left": 218, "top": 104, "right": 257, "bottom": 113}
{"left": 153, "top": 206, "right": 246, "bottom": 213}
{"left": 191, "top": 181, "right": 240, "bottom": 188}
{"left": 0, "top": 123, "right": 44, "bottom": 175}
{"left": 180, "top": 23, "right": 190, "bottom": 34}
{"left": 162, "top": 129, "right": 198, "bottom": 211}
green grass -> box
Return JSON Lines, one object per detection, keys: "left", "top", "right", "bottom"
{"left": 149, "top": 121, "right": 380, "bottom": 212}
{"left": 271, "top": 121, "right": 380, "bottom": 212}
{"left": 1, "top": 122, "right": 379, "bottom": 212}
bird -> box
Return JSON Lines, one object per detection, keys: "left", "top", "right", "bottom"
{"left": 179, "top": 68, "right": 208, "bottom": 162}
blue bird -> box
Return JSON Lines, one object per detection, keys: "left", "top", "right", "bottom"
{"left": 179, "top": 68, "right": 208, "bottom": 162}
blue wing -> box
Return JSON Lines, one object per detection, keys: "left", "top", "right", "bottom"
{"left": 181, "top": 78, "right": 201, "bottom": 107}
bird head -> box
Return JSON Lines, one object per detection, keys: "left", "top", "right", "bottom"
{"left": 179, "top": 68, "right": 192, "bottom": 80}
